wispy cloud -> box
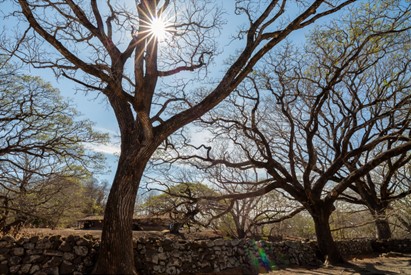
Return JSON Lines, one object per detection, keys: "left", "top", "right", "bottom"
{"left": 86, "top": 126, "right": 121, "bottom": 155}
{"left": 86, "top": 143, "right": 121, "bottom": 155}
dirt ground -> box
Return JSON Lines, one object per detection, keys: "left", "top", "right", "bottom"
{"left": 266, "top": 253, "right": 411, "bottom": 274}
{"left": 17, "top": 229, "right": 411, "bottom": 274}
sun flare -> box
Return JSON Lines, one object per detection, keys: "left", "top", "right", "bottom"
{"left": 150, "top": 17, "right": 167, "bottom": 40}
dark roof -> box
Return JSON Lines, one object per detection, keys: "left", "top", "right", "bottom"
{"left": 77, "top": 216, "right": 104, "bottom": 222}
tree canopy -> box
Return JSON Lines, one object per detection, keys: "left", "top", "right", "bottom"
{"left": 0, "top": 58, "right": 107, "bottom": 233}
{"left": 2, "top": 0, "right": 363, "bottom": 272}
{"left": 160, "top": 1, "right": 411, "bottom": 263}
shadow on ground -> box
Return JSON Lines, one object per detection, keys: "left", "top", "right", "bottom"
{"left": 265, "top": 253, "right": 411, "bottom": 275}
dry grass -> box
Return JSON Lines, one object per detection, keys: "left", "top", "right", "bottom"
{"left": 14, "top": 227, "right": 223, "bottom": 241}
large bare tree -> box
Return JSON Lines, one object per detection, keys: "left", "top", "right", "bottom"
{"left": 2, "top": 0, "right": 358, "bottom": 273}
{"left": 166, "top": 1, "right": 411, "bottom": 264}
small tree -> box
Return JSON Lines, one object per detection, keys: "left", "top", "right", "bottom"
{"left": 202, "top": 167, "right": 304, "bottom": 239}
{"left": 341, "top": 151, "right": 411, "bottom": 239}
{"left": 143, "top": 182, "right": 222, "bottom": 233}
{"left": 392, "top": 194, "right": 411, "bottom": 236}
{"left": 82, "top": 177, "right": 108, "bottom": 217}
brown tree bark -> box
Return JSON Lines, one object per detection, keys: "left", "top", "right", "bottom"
{"left": 8, "top": 1, "right": 363, "bottom": 274}
{"left": 375, "top": 218, "right": 392, "bottom": 240}
{"left": 92, "top": 143, "right": 152, "bottom": 275}
{"left": 373, "top": 209, "right": 392, "bottom": 240}
{"left": 310, "top": 204, "right": 345, "bottom": 265}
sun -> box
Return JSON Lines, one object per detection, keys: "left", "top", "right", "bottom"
{"left": 150, "top": 17, "right": 167, "bottom": 40}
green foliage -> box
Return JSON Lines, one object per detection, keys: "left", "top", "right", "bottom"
{"left": 143, "top": 182, "right": 218, "bottom": 215}
{"left": 0, "top": 59, "right": 109, "bottom": 232}
{"left": 81, "top": 177, "right": 108, "bottom": 217}
{"left": 142, "top": 182, "right": 223, "bottom": 228}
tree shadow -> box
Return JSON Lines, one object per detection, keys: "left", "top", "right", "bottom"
{"left": 333, "top": 262, "right": 397, "bottom": 275}
{"left": 266, "top": 260, "right": 402, "bottom": 275}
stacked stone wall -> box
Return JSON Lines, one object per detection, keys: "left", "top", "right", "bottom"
{"left": 1, "top": 235, "right": 410, "bottom": 274}
{"left": 0, "top": 235, "right": 98, "bottom": 275}
{"left": 336, "top": 239, "right": 374, "bottom": 257}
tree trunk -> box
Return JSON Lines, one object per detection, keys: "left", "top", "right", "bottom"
{"left": 373, "top": 210, "right": 392, "bottom": 240}
{"left": 311, "top": 206, "right": 345, "bottom": 265}
{"left": 92, "top": 150, "right": 148, "bottom": 275}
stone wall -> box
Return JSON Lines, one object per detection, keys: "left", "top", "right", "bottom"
{"left": 1, "top": 235, "right": 411, "bottom": 275}
{"left": 336, "top": 239, "right": 374, "bottom": 257}
{"left": 0, "top": 235, "right": 98, "bottom": 275}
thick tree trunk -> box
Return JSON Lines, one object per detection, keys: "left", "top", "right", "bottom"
{"left": 311, "top": 206, "right": 345, "bottom": 265}
{"left": 236, "top": 227, "right": 247, "bottom": 239}
{"left": 92, "top": 151, "right": 147, "bottom": 275}
{"left": 373, "top": 210, "right": 392, "bottom": 239}
{"left": 375, "top": 218, "right": 391, "bottom": 239}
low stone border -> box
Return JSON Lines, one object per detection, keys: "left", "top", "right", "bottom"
{"left": 1, "top": 234, "right": 410, "bottom": 274}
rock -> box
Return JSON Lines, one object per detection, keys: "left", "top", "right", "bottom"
{"left": 44, "top": 256, "right": 62, "bottom": 268}
{"left": 170, "top": 257, "right": 181, "bottom": 266}
{"left": 152, "top": 255, "right": 159, "bottom": 264}
{"left": 83, "top": 234, "right": 94, "bottom": 240}
{"left": 17, "top": 237, "right": 29, "bottom": 245}
{"left": 24, "top": 242, "right": 35, "bottom": 249}
{"left": 26, "top": 249, "right": 43, "bottom": 255}
{"left": 35, "top": 239, "right": 52, "bottom": 249}
{"left": 158, "top": 253, "right": 167, "bottom": 261}
{"left": 63, "top": 252, "right": 75, "bottom": 261}
{"left": 29, "top": 264, "right": 41, "bottom": 274}
{"left": 0, "top": 248, "right": 9, "bottom": 255}
{"left": 0, "top": 254, "right": 7, "bottom": 261}
{"left": 73, "top": 256, "right": 83, "bottom": 265}
{"left": 0, "top": 241, "right": 11, "bottom": 248}
{"left": 207, "top": 241, "right": 215, "bottom": 248}
{"left": 60, "top": 260, "right": 75, "bottom": 274}
{"left": 65, "top": 235, "right": 80, "bottom": 244}
{"left": 76, "top": 238, "right": 89, "bottom": 246}
{"left": 1, "top": 235, "right": 15, "bottom": 243}
{"left": 166, "top": 265, "right": 177, "bottom": 274}
{"left": 11, "top": 247, "right": 24, "bottom": 256}
{"left": 73, "top": 245, "right": 89, "bottom": 256}
{"left": 29, "top": 236, "right": 39, "bottom": 243}
{"left": 41, "top": 266, "right": 59, "bottom": 275}
{"left": 9, "top": 264, "right": 20, "bottom": 273}
{"left": 214, "top": 239, "right": 225, "bottom": 246}
{"left": 58, "top": 241, "right": 72, "bottom": 252}
{"left": 20, "top": 263, "right": 32, "bottom": 273}
{"left": 231, "top": 239, "right": 241, "bottom": 246}
{"left": 44, "top": 250, "right": 64, "bottom": 257}
{"left": 26, "top": 254, "right": 44, "bottom": 264}
{"left": 83, "top": 256, "right": 94, "bottom": 267}
{"left": 9, "top": 255, "right": 22, "bottom": 265}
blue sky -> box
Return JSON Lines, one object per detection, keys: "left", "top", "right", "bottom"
{"left": 1, "top": 1, "right": 345, "bottom": 184}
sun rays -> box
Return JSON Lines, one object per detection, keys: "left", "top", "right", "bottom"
{"left": 137, "top": 6, "right": 175, "bottom": 44}
{"left": 149, "top": 16, "right": 168, "bottom": 40}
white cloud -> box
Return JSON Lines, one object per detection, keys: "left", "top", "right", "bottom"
{"left": 86, "top": 143, "right": 121, "bottom": 155}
